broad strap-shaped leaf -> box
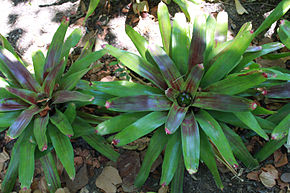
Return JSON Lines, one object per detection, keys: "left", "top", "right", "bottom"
{"left": 221, "top": 123, "right": 258, "bottom": 169}
{"left": 60, "top": 68, "right": 89, "bottom": 91}
{"left": 233, "top": 42, "right": 285, "bottom": 72}
{"left": 0, "top": 111, "right": 20, "bottom": 127}
{"left": 32, "top": 50, "right": 45, "bottom": 84}
{"left": 39, "top": 152, "right": 61, "bottom": 193}
{"left": 43, "top": 20, "right": 68, "bottom": 75}
{"left": 105, "top": 45, "right": 167, "bottom": 90}
{"left": 6, "top": 87, "right": 38, "bottom": 104}
{"left": 19, "top": 134, "right": 36, "bottom": 190}
{"left": 42, "top": 59, "right": 64, "bottom": 96}
{"left": 0, "top": 98, "right": 28, "bottom": 112}
{"left": 165, "top": 103, "right": 188, "bottom": 134}
{"left": 204, "top": 15, "right": 216, "bottom": 67}
{"left": 64, "top": 103, "right": 76, "bottom": 124}
{"left": 171, "top": 13, "right": 189, "bottom": 75}
{"left": 96, "top": 112, "right": 148, "bottom": 135}
{"left": 0, "top": 49, "right": 41, "bottom": 92}
{"left": 252, "top": 105, "right": 276, "bottom": 115}
{"left": 245, "top": 46, "right": 263, "bottom": 53}
{"left": 215, "top": 11, "right": 228, "bottom": 45}
{"left": 72, "top": 116, "right": 98, "bottom": 137}
{"left": 7, "top": 105, "right": 41, "bottom": 139}
{"left": 82, "top": 134, "right": 120, "bottom": 162}
{"left": 199, "top": 129, "right": 223, "bottom": 189}
{"left": 106, "top": 95, "right": 171, "bottom": 112}
{"left": 64, "top": 50, "right": 106, "bottom": 78}
{"left": 0, "top": 34, "right": 24, "bottom": 64}
{"left": 202, "top": 29, "right": 253, "bottom": 87}
{"left": 254, "top": 0, "right": 290, "bottom": 37}
{"left": 135, "top": 127, "right": 167, "bottom": 187}
{"left": 125, "top": 25, "right": 156, "bottom": 65}
{"left": 205, "top": 71, "right": 267, "bottom": 95}
{"left": 271, "top": 114, "right": 290, "bottom": 140}
{"left": 181, "top": 112, "right": 200, "bottom": 174}
{"left": 188, "top": 15, "right": 206, "bottom": 72}
{"left": 148, "top": 43, "right": 184, "bottom": 90}
{"left": 265, "top": 82, "right": 290, "bottom": 98}
{"left": 84, "top": 0, "right": 100, "bottom": 22}
{"left": 77, "top": 88, "right": 113, "bottom": 106}
{"left": 34, "top": 114, "right": 49, "bottom": 151}
{"left": 160, "top": 131, "right": 182, "bottom": 186}
{"left": 182, "top": 63, "right": 204, "bottom": 95}
{"left": 262, "top": 52, "right": 290, "bottom": 60}
{"left": 267, "top": 103, "right": 290, "bottom": 124}
{"left": 278, "top": 19, "right": 290, "bottom": 49}
{"left": 52, "top": 90, "right": 94, "bottom": 104}
{"left": 48, "top": 124, "right": 75, "bottom": 179}
{"left": 262, "top": 68, "right": 290, "bottom": 81}
{"left": 193, "top": 92, "right": 255, "bottom": 112}
{"left": 165, "top": 87, "right": 179, "bottom": 102}
{"left": 170, "top": 154, "right": 185, "bottom": 193}
{"left": 234, "top": 111, "right": 269, "bottom": 140}
{"left": 255, "top": 137, "right": 287, "bottom": 162}
{"left": 77, "top": 111, "right": 109, "bottom": 124}
{"left": 50, "top": 108, "right": 74, "bottom": 136}
{"left": 196, "top": 110, "right": 237, "bottom": 167}
{"left": 112, "top": 112, "right": 167, "bottom": 146}
{"left": 158, "top": 1, "right": 171, "bottom": 55}
{"left": 172, "top": 0, "right": 192, "bottom": 20}
{"left": 91, "top": 81, "right": 163, "bottom": 97}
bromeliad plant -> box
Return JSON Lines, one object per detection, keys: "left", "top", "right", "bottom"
{"left": 89, "top": 0, "right": 290, "bottom": 190}
{"left": 0, "top": 20, "right": 118, "bottom": 192}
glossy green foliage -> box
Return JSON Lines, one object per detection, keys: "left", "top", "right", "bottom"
{"left": 95, "top": 1, "right": 289, "bottom": 191}
{"left": 0, "top": 21, "right": 118, "bottom": 192}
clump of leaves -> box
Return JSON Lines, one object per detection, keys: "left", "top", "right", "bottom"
{"left": 89, "top": 0, "right": 290, "bottom": 191}
{"left": 0, "top": 20, "right": 119, "bottom": 192}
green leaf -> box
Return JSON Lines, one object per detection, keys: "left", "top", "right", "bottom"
{"left": 255, "top": 137, "right": 287, "bottom": 162}
{"left": 34, "top": 114, "right": 49, "bottom": 151}
{"left": 96, "top": 112, "right": 148, "bottom": 135}
{"left": 182, "top": 63, "right": 204, "bottom": 96}
{"left": 84, "top": 0, "right": 100, "bottom": 22}
{"left": 72, "top": 116, "right": 97, "bottom": 137}
{"left": 170, "top": 155, "right": 184, "bottom": 193}
{"left": 160, "top": 131, "right": 182, "bottom": 186}
{"left": 48, "top": 124, "right": 75, "bottom": 179}
{"left": 82, "top": 133, "right": 120, "bottom": 162}
{"left": 53, "top": 90, "right": 94, "bottom": 104}
{"left": 60, "top": 68, "right": 89, "bottom": 90}
{"left": 233, "top": 112, "right": 268, "bottom": 140}
{"left": 50, "top": 108, "right": 74, "bottom": 136}
{"left": 215, "top": 11, "right": 228, "bottom": 45}
{"left": 254, "top": 0, "right": 290, "bottom": 37}
{"left": 64, "top": 103, "right": 76, "bottom": 124}
{"left": 91, "top": 81, "right": 163, "bottom": 97}
{"left": 19, "top": 134, "right": 36, "bottom": 190}
{"left": 271, "top": 114, "right": 290, "bottom": 140}
{"left": 113, "top": 112, "right": 167, "bottom": 146}
{"left": 0, "top": 34, "right": 24, "bottom": 65}
{"left": 32, "top": 50, "right": 45, "bottom": 84}
{"left": 221, "top": 123, "right": 258, "bottom": 169}
{"left": 199, "top": 130, "right": 223, "bottom": 189}
{"left": 40, "top": 152, "right": 61, "bottom": 193}
{"left": 202, "top": 29, "right": 253, "bottom": 87}
{"left": 252, "top": 105, "right": 276, "bottom": 115}
{"left": 171, "top": 13, "right": 189, "bottom": 75}
{"left": 158, "top": 1, "right": 171, "bottom": 55}
{"left": 204, "top": 15, "right": 216, "bottom": 67}
{"left": 262, "top": 52, "right": 290, "bottom": 59}
{"left": 165, "top": 103, "right": 188, "bottom": 134}
{"left": 267, "top": 103, "right": 290, "bottom": 124}
{"left": 135, "top": 127, "right": 167, "bottom": 187}
{"left": 205, "top": 71, "right": 267, "bottom": 95}
{"left": 106, "top": 95, "right": 171, "bottom": 112}
{"left": 76, "top": 111, "right": 109, "bottom": 124}
{"left": 181, "top": 112, "right": 200, "bottom": 174}
{"left": 105, "top": 45, "right": 167, "bottom": 90}
{"left": 196, "top": 110, "right": 237, "bottom": 167}
{"left": 0, "top": 111, "right": 20, "bottom": 127}
{"left": 172, "top": 0, "right": 191, "bottom": 20}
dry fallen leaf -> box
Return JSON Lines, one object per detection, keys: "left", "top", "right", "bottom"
{"left": 158, "top": 185, "right": 169, "bottom": 193}
{"left": 234, "top": 0, "right": 248, "bottom": 15}
{"left": 274, "top": 150, "right": 288, "bottom": 167}
{"left": 65, "top": 165, "right": 88, "bottom": 193}
{"left": 55, "top": 188, "right": 70, "bottom": 193}
{"left": 247, "top": 171, "right": 260, "bottom": 181}
{"left": 95, "top": 166, "right": 122, "bottom": 193}
{"left": 259, "top": 164, "right": 279, "bottom": 188}
{"left": 0, "top": 149, "right": 9, "bottom": 171}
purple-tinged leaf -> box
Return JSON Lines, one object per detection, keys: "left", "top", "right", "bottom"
{"left": 181, "top": 112, "right": 199, "bottom": 174}
{"left": 182, "top": 63, "right": 204, "bottom": 96}
{"left": 245, "top": 46, "right": 263, "bottom": 53}
{"left": 105, "top": 45, "right": 167, "bottom": 90}
{"left": 106, "top": 95, "right": 172, "bottom": 112}
{"left": 0, "top": 50, "right": 41, "bottom": 92}
{"left": 265, "top": 82, "right": 290, "bottom": 98}
{"left": 193, "top": 92, "right": 256, "bottom": 112}
{"left": 6, "top": 87, "right": 37, "bottom": 104}
{"left": 42, "top": 60, "right": 64, "bottom": 96}
{"left": 165, "top": 103, "right": 188, "bottom": 134}
{"left": 148, "top": 43, "right": 184, "bottom": 90}
{"left": 52, "top": 90, "right": 94, "bottom": 104}
{"left": 165, "top": 87, "right": 179, "bottom": 102}
{"left": 188, "top": 15, "right": 206, "bottom": 72}
{"left": 0, "top": 98, "right": 28, "bottom": 112}
{"left": 7, "top": 105, "right": 41, "bottom": 139}
{"left": 34, "top": 114, "right": 49, "bottom": 151}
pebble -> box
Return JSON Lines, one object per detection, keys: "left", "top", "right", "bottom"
{"left": 281, "top": 173, "right": 290, "bottom": 183}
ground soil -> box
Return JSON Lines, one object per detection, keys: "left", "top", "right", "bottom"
{"left": 0, "top": 0, "right": 289, "bottom": 193}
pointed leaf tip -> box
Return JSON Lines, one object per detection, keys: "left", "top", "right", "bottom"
{"left": 233, "top": 164, "right": 239, "bottom": 169}
{"left": 165, "top": 128, "right": 171, "bottom": 135}
{"left": 161, "top": 182, "right": 166, "bottom": 187}
{"left": 105, "top": 101, "right": 111, "bottom": 109}
{"left": 188, "top": 168, "right": 197, "bottom": 175}
{"left": 251, "top": 102, "right": 257, "bottom": 110}
{"left": 66, "top": 134, "right": 72, "bottom": 138}
{"left": 112, "top": 139, "right": 120, "bottom": 145}
{"left": 262, "top": 73, "right": 268, "bottom": 78}
{"left": 41, "top": 145, "right": 48, "bottom": 151}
